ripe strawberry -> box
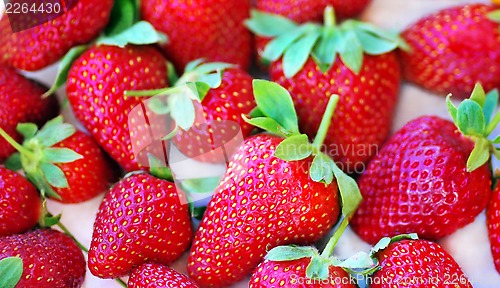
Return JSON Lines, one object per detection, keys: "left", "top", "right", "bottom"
{"left": 247, "top": 7, "right": 403, "bottom": 172}
{"left": 140, "top": 0, "right": 252, "bottom": 71}
{"left": 400, "top": 4, "right": 500, "bottom": 99}
{"left": 0, "top": 0, "right": 113, "bottom": 71}
{"left": 66, "top": 45, "right": 169, "bottom": 172}
{"left": 88, "top": 173, "right": 193, "bottom": 278}
{"left": 171, "top": 61, "right": 256, "bottom": 163}
{"left": 128, "top": 263, "right": 200, "bottom": 288}
{"left": 487, "top": 182, "right": 500, "bottom": 273}
{"left": 0, "top": 229, "right": 86, "bottom": 288}
{"left": 369, "top": 236, "right": 472, "bottom": 287}
{"left": 256, "top": 0, "right": 371, "bottom": 24}
{"left": 0, "top": 66, "right": 59, "bottom": 161}
{"left": 187, "top": 80, "right": 361, "bottom": 287}
{"left": 0, "top": 167, "right": 41, "bottom": 237}
{"left": 351, "top": 85, "right": 498, "bottom": 244}
{"left": 0, "top": 116, "right": 116, "bottom": 203}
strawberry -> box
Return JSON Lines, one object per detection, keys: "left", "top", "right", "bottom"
{"left": 351, "top": 85, "right": 498, "bottom": 244}
{"left": 250, "top": 218, "right": 370, "bottom": 288}
{"left": 487, "top": 182, "right": 500, "bottom": 273}
{"left": 187, "top": 80, "right": 361, "bottom": 287}
{"left": 368, "top": 235, "right": 472, "bottom": 287}
{"left": 0, "top": 116, "right": 116, "bottom": 204}
{"left": 247, "top": 7, "right": 403, "bottom": 173}
{"left": 0, "top": 167, "right": 41, "bottom": 237}
{"left": 400, "top": 4, "right": 500, "bottom": 99}
{"left": 88, "top": 172, "right": 193, "bottom": 278}
{"left": 0, "top": 229, "right": 86, "bottom": 288}
{"left": 0, "top": 0, "right": 113, "bottom": 71}
{"left": 256, "top": 0, "right": 371, "bottom": 24}
{"left": 140, "top": 0, "right": 252, "bottom": 71}
{"left": 66, "top": 44, "right": 169, "bottom": 172}
{"left": 128, "top": 263, "right": 200, "bottom": 288}
{"left": 0, "top": 66, "right": 59, "bottom": 161}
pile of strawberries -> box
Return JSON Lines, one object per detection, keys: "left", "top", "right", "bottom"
{"left": 1, "top": 0, "right": 500, "bottom": 287}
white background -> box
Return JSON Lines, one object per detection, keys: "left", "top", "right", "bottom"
{"left": 1, "top": 0, "right": 500, "bottom": 287}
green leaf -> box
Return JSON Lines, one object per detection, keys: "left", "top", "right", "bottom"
{"left": 353, "top": 21, "right": 401, "bottom": 43}
{"left": 470, "top": 83, "right": 486, "bottom": 107}
{"left": 456, "top": 99, "right": 486, "bottom": 137}
{"left": 192, "top": 82, "right": 211, "bottom": 101}
{"left": 33, "top": 117, "right": 76, "bottom": 147}
{"left": 27, "top": 173, "right": 62, "bottom": 200}
{"left": 310, "top": 154, "right": 334, "bottom": 184}
{"left": 312, "top": 27, "right": 340, "bottom": 72}
{"left": 467, "top": 137, "right": 491, "bottom": 172}
{"left": 331, "top": 161, "right": 362, "bottom": 217}
{"left": 169, "top": 94, "right": 196, "bottom": 131}
{"left": 0, "top": 257, "right": 23, "bottom": 288}
{"left": 265, "top": 245, "right": 318, "bottom": 261}
{"left": 181, "top": 176, "right": 222, "bottom": 194}
{"left": 197, "top": 72, "right": 223, "bottom": 89}
{"left": 484, "top": 89, "right": 499, "bottom": 124}
{"left": 338, "top": 29, "right": 364, "bottom": 74}
{"left": 275, "top": 134, "right": 313, "bottom": 161}
{"left": 447, "top": 94, "right": 458, "bottom": 124}
{"left": 193, "top": 62, "right": 234, "bottom": 75}
{"left": 147, "top": 154, "right": 173, "bottom": 181}
{"left": 148, "top": 97, "right": 170, "bottom": 115}
{"left": 167, "top": 60, "right": 179, "bottom": 86}
{"left": 43, "top": 45, "right": 88, "bottom": 97}
{"left": 40, "top": 213, "right": 61, "bottom": 227}
{"left": 262, "top": 25, "right": 310, "bottom": 62}
{"left": 245, "top": 10, "right": 298, "bottom": 37}
{"left": 104, "top": 0, "right": 139, "bottom": 36}
{"left": 40, "top": 162, "right": 69, "bottom": 188}
{"left": 306, "top": 255, "right": 330, "bottom": 280}
{"left": 487, "top": 10, "right": 500, "bottom": 23}
{"left": 184, "top": 59, "right": 205, "bottom": 72}
{"left": 242, "top": 116, "right": 287, "bottom": 137}
{"left": 189, "top": 204, "right": 207, "bottom": 221}
{"left": 98, "top": 21, "right": 168, "bottom": 47}
{"left": 493, "top": 136, "right": 500, "bottom": 144}
{"left": 252, "top": 80, "right": 299, "bottom": 134}
{"left": 4, "top": 153, "right": 22, "bottom": 171}
{"left": 334, "top": 251, "right": 375, "bottom": 269}
{"left": 283, "top": 27, "right": 321, "bottom": 78}
{"left": 43, "top": 148, "right": 83, "bottom": 163}
{"left": 355, "top": 29, "right": 399, "bottom": 55}
{"left": 16, "top": 123, "right": 38, "bottom": 140}
{"left": 371, "top": 237, "right": 391, "bottom": 255}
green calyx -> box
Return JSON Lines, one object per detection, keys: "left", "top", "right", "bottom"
{"left": 244, "top": 80, "right": 362, "bottom": 218}
{"left": 0, "top": 257, "right": 23, "bottom": 288}
{"left": 265, "top": 217, "right": 376, "bottom": 281}
{"left": 1, "top": 116, "right": 82, "bottom": 200}
{"left": 370, "top": 233, "right": 419, "bottom": 257}
{"left": 447, "top": 83, "right": 500, "bottom": 172}
{"left": 487, "top": 10, "right": 500, "bottom": 23}
{"left": 245, "top": 7, "right": 407, "bottom": 77}
{"left": 176, "top": 59, "right": 235, "bottom": 89}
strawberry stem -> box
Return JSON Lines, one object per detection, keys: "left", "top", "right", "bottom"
{"left": 320, "top": 216, "right": 349, "bottom": 258}
{"left": 0, "top": 127, "right": 34, "bottom": 157}
{"left": 56, "top": 222, "right": 89, "bottom": 253}
{"left": 312, "top": 94, "right": 339, "bottom": 149}
{"left": 324, "top": 6, "right": 336, "bottom": 28}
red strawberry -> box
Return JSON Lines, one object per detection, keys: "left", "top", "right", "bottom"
{"left": 88, "top": 172, "right": 193, "bottom": 278}
{"left": 0, "top": 229, "right": 86, "bottom": 288}
{"left": 171, "top": 62, "right": 256, "bottom": 163}
{"left": 187, "top": 80, "right": 361, "bottom": 287}
{"left": 256, "top": 0, "right": 371, "bottom": 24}
{"left": 400, "top": 4, "right": 500, "bottom": 99}
{"left": 247, "top": 7, "right": 403, "bottom": 172}
{"left": 369, "top": 236, "right": 472, "bottom": 287}
{"left": 128, "top": 263, "right": 200, "bottom": 288}
{"left": 0, "top": 66, "right": 59, "bottom": 161}
{"left": 0, "top": 167, "right": 41, "bottom": 237}
{"left": 0, "top": 116, "right": 116, "bottom": 203}
{"left": 487, "top": 182, "right": 500, "bottom": 273}
{"left": 140, "top": 0, "right": 252, "bottom": 71}
{"left": 0, "top": 0, "right": 113, "bottom": 71}
{"left": 66, "top": 45, "right": 169, "bottom": 172}
{"left": 351, "top": 85, "right": 498, "bottom": 244}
